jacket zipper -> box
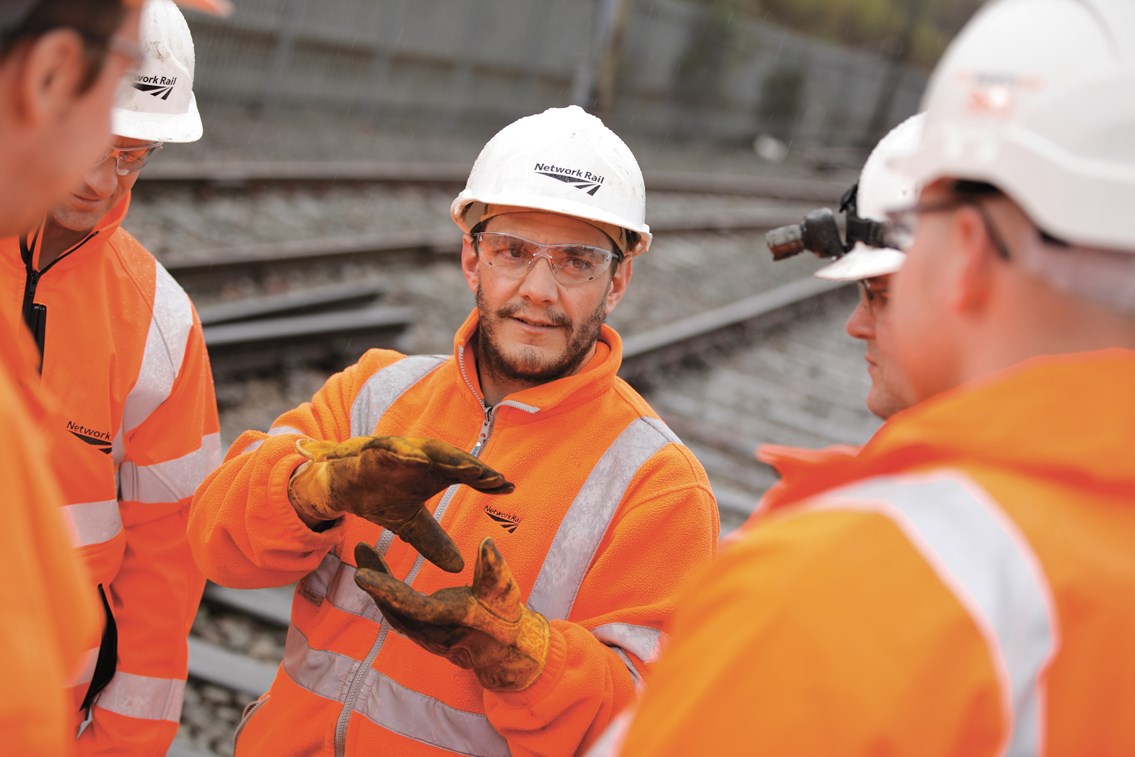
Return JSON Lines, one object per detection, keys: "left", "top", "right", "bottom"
{"left": 458, "top": 343, "right": 497, "bottom": 457}
{"left": 18, "top": 228, "right": 97, "bottom": 365}
{"left": 333, "top": 345, "right": 499, "bottom": 755}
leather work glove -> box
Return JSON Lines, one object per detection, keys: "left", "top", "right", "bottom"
{"left": 288, "top": 436, "right": 514, "bottom": 573}
{"left": 354, "top": 538, "right": 551, "bottom": 692}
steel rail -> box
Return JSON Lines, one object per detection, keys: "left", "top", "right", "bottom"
{"left": 204, "top": 305, "right": 415, "bottom": 376}
{"left": 140, "top": 160, "right": 851, "bottom": 203}
{"left": 165, "top": 205, "right": 818, "bottom": 284}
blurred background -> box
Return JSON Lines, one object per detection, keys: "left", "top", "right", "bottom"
{"left": 177, "top": 0, "right": 981, "bottom": 155}
{"left": 147, "top": 1, "right": 983, "bottom": 754}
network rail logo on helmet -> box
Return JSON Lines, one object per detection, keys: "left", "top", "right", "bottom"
{"left": 133, "top": 73, "right": 178, "bottom": 101}
{"left": 534, "top": 162, "right": 606, "bottom": 196}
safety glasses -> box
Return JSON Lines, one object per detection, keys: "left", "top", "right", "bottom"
{"left": 94, "top": 142, "right": 163, "bottom": 177}
{"left": 472, "top": 231, "right": 619, "bottom": 287}
{"left": 884, "top": 198, "right": 1012, "bottom": 260}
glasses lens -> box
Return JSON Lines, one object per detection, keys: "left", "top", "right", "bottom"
{"left": 883, "top": 211, "right": 915, "bottom": 251}
{"left": 101, "top": 144, "right": 161, "bottom": 176}
{"left": 858, "top": 278, "right": 891, "bottom": 313}
{"left": 475, "top": 233, "right": 612, "bottom": 286}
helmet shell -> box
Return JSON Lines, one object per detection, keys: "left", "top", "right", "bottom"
{"left": 451, "top": 106, "right": 652, "bottom": 256}
{"left": 816, "top": 113, "right": 923, "bottom": 281}
{"left": 891, "top": 0, "right": 1135, "bottom": 251}
{"left": 112, "top": 0, "right": 202, "bottom": 143}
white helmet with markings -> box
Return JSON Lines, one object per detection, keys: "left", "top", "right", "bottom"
{"left": 815, "top": 113, "right": 923, "bottom": 282}
{"left": 112, "top": 0, "right": 203, "bottom": 143}
{"left": 891, "top": 0, "right": 1135, "bottom": 252}
{"left": 451, "top": 105, "right": 652, "bottom": 257}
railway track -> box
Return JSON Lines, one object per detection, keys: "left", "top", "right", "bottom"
{"left": 179, "top": 204, "right": 828, "bottom": 379}
{"left": 140, "top": 161, "right": 851, "bottom": 204}
{"left": 166, "top": 204, "right": 819, "bottom": 285}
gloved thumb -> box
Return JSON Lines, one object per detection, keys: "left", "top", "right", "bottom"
{"left": 471, "top": 538, "right": 521, "bottom": 617}
{"left": 295, "top": 438, "right": 337, "bottom": 462}
{"left": 398, "top": 507, "right": 465, "bottom": 573}
{"left": 354, "top": 542, "right": 392, "bottom": 575}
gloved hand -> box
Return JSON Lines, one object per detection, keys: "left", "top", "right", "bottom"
{"left": 288, "top": 436, "right": 514, "bottom": 573}
{"left": 354, "top": 538, "right": 550, "bottom": 692}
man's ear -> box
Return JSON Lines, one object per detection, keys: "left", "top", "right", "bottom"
{"left": 949, "top": 205, "right": 998, "bottom": 316}
{"left": 604, "top": 257, "right": 633, "bottom": 316}
{"left": 16, "top": 30, "right": 88, "bottom": 126}
{"left": 460, "top": 234, "right": 480, "bottom": 293}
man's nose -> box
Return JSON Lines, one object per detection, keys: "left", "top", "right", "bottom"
{"left": 845, "top": 298, "right": 875, "bottom": 340}
{"left": 84, "top": 156, "right": 120, "bottom": 197}
{"left": 518, "top": 254, "right": 559, "bottom": 300}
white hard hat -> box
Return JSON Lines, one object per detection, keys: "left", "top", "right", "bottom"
{"left": 451, "top": 105, "right": 652, "bottom": 257}
{"left": 112, "top": 0, "right": 202, "bottom": 143}
{"left": 891, "top": 0, "right": 1135, "bottom": 252}
{"left": 815, "top": 114, "right": 923, "bottom": 281}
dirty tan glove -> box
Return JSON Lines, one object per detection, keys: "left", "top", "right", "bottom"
{"left": 288, "top": 436, "right": 514, "bottom": 573}
{"left": 354, "top": 538, "right": 550, "bottom": 692}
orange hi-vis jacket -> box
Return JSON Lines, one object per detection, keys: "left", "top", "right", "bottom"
{"left": 606, "top": 350, "right": 1135, "bottom": 757}
{"left": 0, "top": 194, "right": 220, "bottom": 754}
{"left": 0, "top": 305, "right": 101, "bottom": 756}
{"left": 189, "top": 310, "right": 719, "bottom": 757}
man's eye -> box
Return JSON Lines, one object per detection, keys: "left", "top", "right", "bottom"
{"left": 564, "top": 255, "right": 597, "bottom": 273}
{"left": 503, "top": 244, "right": 528, "bottom": 260}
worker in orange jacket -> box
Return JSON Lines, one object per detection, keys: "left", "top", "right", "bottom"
{"left": 189, "top": 105, "right": 719, "bottom": 756}
{"left": 755, "top": 114, "right": 923, "bottom": 511}
{"left": 594, "top": 1, "right": 1135, "bottom": 755}
{"left": 1, "top": 2, "right": 225, "bottom": 753}
{"left": 0, "top": 1, "right": 225, "bottom": 754}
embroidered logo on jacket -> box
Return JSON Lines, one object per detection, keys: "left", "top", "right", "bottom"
{"left": 66, "top": 420, "right": 112, "bottom": 455}
{"left": 484, "top": 505, "right": 520, "bottom": 534}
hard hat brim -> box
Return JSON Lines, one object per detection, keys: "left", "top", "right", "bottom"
{"left": 112, "top": 94, "right": 203, "bottom": 143}
{"left": 813, "top": 245, "right": 904, "bottom": 281}
{"left": 452, "top": 191, "right": 653, "bottom": 256}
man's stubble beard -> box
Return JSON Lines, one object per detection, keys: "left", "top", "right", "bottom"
{"left": 475, "top": 283, "right": 609, "bottom": 389}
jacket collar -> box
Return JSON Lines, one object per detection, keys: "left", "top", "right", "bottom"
{"left": 807, "top": 350, "right": 1135, "bottom": 498}
{"left": 863, "top": 350, "right": 1135, "bottom": 484}
{"left": 452, "top": 308, "right": 622, "bottom": 417}
{"left": 9, "top": 192, "right": 131, "bottom": 273}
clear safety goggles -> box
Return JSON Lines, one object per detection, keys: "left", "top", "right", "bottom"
{"left": 94, "top": 142, "right": 163, "bottom": 176}
{"left": 472, "top": 231, "right": 621, "bottom": 287}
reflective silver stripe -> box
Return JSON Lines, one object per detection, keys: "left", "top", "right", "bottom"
{"left": 814, "top": 473, "right": 1057, "bottom": 755}
{"left": 60, "top": 499, "right": 122, "bottom": 547}
{"left": 592, "top": 623, "right": 665, "bottom": 666}
{"left": 297, "top": 552, "right": 387, "bottom": 621}
{"left": 284, "top": 627, "right": 508, "bottom": 757}
{"left": 122, "top": 264, "right": 193, "bottom": 435}
{"left": 118, "top": 432, "right": 221, "bottom": 503}
{"left": 529, "top": 416, "right": 680, "bottom": 620}
{"left": 349, "top": 355, "right": 446, "bottom": 436}
{"left": 584, "top": 709, "right": 634, "bottom": 757}
{"left": 244, "top": 424, "right": 303, "bottom": 454}
{"left": 94, "top": 671, "right": 186, "bottom": 722}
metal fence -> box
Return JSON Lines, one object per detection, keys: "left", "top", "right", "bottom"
{"left": 186, "top": 0, "right": 926, "bottom": 149}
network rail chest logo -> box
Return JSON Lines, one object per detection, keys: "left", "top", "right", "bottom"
{"left": 534, "top": 162, "right": 605, "bottom": 196}
{"left": 484, "top": 504, "right": 521, "bottom": 534}
{"left": 67, "top": 420, "right": 112, "bottom": 455}
{"left": 133, "top": 74, "right": 178, "bottom": 101}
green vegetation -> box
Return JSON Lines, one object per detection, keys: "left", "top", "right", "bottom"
{"left": 698, "top": 0, "right": 984, "bottom": 68}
